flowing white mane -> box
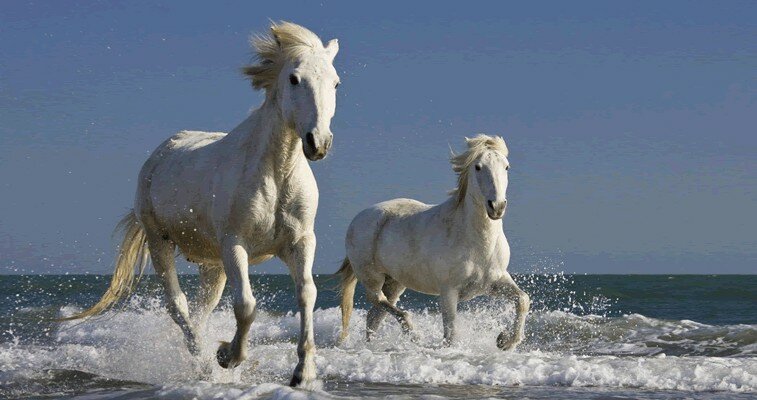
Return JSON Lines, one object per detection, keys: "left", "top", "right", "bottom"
{"left": 450, "top": 134, "right": 509, "bottom": 204}
{"left": 242, "top": 21, "right": 326, "bottom": 92}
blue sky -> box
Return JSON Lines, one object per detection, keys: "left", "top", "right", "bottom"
{"left": 0, "top": 1, "right": 755, "bottom": 274}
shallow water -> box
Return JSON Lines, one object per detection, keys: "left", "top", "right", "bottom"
{"left": 1, "top": 274, "right": 755, "bottom": 399}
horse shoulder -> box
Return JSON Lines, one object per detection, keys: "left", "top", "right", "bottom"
{"left": 220, "top": 181, "right": 277, "bottom": 243}
{"left": 222, "top": 159, "right": 317, "bottom": 256}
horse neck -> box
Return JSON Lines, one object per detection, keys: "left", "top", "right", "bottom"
{"left": 225, "top": 99, "right": 303, "bottom": 181}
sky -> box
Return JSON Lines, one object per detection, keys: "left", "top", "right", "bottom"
{"left": 0, "top": 1, "right": 755, "bottom": 275}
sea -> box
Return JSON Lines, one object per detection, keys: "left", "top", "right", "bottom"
{"left": 0, "top": 274, "right": 755, "bottom": 399}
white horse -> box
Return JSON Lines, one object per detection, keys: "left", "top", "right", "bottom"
{"left": 338, "top": 135, "right": 530, "bottom": 350}
{"left": 63, "top": 22, "right": 340, "bottom": 386}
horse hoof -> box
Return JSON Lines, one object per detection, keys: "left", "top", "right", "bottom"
{"left": 496, "top": 332, "right": 520, "bottom": 351}
{"left": 400, "top": 314, "right": 414, "bottom": 333}
{"left": 216, "top": 341, "right": 234, "bottom": 369}
{"left": 289, "top": 374, "right": 303, "bottom": 387}
{"left": 337, "top": 332, "right": 348, "bottom": 346}
{"left": 289, "top": 370, "right": 316, "bottom": 388}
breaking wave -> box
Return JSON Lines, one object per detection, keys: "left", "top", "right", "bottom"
{"left": 1, "top": 296, "right": 755, "bottom": 398}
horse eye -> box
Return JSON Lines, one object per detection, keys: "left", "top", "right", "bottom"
{"left": 289, "top": 74, "right": 300, "bottom": 85}
{"left": 475, "top": 164, "right": 481, "bottom": 171}
{"left": 506, "top": 165, "right": 510, "bottom": 171}
{"left": 335, "top": 82, "right": 340, "bottom": 89}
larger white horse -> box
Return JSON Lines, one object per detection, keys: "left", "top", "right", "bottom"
{"left": 338, "top": 135, "right": 530, "bottom": 350}
{"left": 63, "top": 22, "right": 340, "bottom": 386}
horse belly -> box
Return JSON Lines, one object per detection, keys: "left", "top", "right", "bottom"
{"left": 161, "top": 216, "right": 221, "bottom": 263}
{"left": 146, "top": 178, "right": 219, "bottom": 257}
{"left": 371, "top": 212, "right": 445, "bottom": 294}
{"left": 397, "top": 271, "right": 441, "bottom": 295}
{"left": 377, "top": 242, "right": 442, "bottom": 295}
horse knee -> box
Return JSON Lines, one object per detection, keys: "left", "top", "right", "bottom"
{"left": 297, "top": 279, "right": 317, "bottom": 308}
{"left": 166, "top": 293, "right": 190, "bottom": 317}
{"left": 233, "top": 295, "right": 257, "bottom": 323}
{"left": 517, "top": 291, "right": 531, "bottom": 313}
{"left": 365, "top": 286, "right": 388, "bottom": 306}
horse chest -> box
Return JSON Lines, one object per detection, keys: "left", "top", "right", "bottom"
{"left": 230, "top": 191, "right": 279, "bottom": 240}
{"left": 230, "top": 184, "right": 312, "bottom": 251}
{"left": 456, "top": 264, "right": 495, "bottom": 299}
{"left": 452, "top": 249, "right": 506, "bottom": 298}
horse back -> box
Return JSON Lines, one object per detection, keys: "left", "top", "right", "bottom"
{"left": 136, "top": 130, "right": 228, "bottom": 207}
{"left": 134, "top": 130, "right": 229, "bottom": 262}
{"left": 345, "top": 199, "right": 434, "bottom": 283}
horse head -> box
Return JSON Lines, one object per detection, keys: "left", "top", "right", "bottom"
{"left": 243, "top": 22, "right": 340, "bottom": 161}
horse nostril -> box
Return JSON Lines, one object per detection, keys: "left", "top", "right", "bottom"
{"left": 487, "top": 200, "right": 494, "bottom": 210}
{"left": 306, "top": 132, "right": 316, "bottom": 149}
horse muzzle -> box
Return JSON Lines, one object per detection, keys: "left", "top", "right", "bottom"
{"left": 486, "top": 199, "right": 507, "bottom": 220}
{"left": 303, "top": 131, "right": 332, "bottom": 161}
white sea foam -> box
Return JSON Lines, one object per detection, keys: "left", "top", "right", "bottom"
{"left": 1, "top": 303, "right": 755, "bottom": 398}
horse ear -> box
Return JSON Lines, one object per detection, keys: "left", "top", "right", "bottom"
{"left": 499, "top": 136, "right": 509, "bottom": 155}
{"left": 326, "top": 39, "right": 339, "bottom": 61}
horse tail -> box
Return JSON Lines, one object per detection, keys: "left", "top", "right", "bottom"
{"left": 336, "top": 257, "right": 357, "bottom": 343}
{"left": 58, "top": 211, "right": 149, "bottom": 321}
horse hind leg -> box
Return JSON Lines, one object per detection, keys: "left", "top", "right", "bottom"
{"left": 366, "top": 278, "right": 407, "bottom": 340}
{"left": 365, "top": 305, "right": 384, "bottom": 341}
{"left": 364, "top": 275, "right": 413, "bottom": 340}
{"left": 146, "top": 234, "right": 200, "bottom": 355}
{"left": 193, "top": 264, "right": 226, "bottom": 334}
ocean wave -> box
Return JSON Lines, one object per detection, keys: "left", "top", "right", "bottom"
{"left": 1, "top": 302, "right": 755, "bottom": 398}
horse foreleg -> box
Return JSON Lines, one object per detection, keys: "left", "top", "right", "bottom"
{"left": 216, "top": 241, "right": 256, "bottom": 369}
{"left": 194, "top": 264, "right": 226, "bottom": 333}
{"left": 281, "top": 233, "right": 318, "bottom": 387}
{"left": 147, "top": 237, "right": 199, "bottom": 355}
{"left": 440, "top": 288, "right": 459, "bottom": 346}
{"left": 365, "top": 305, "right": 387, "bottom": 341}
{"left": 492, "top": 274, "right": 530, "bottom": 351}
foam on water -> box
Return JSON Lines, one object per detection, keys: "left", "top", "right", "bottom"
{"left": 1, "top": 296, "right": 755, "bottom": 398}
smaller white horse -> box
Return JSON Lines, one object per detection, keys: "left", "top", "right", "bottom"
{"left": 338, "top": 135, "right": 530, "bottom": 349}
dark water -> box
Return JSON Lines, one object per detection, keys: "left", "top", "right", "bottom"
{"left": 1, "top": 274, "right": 755, "bottom": 399}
